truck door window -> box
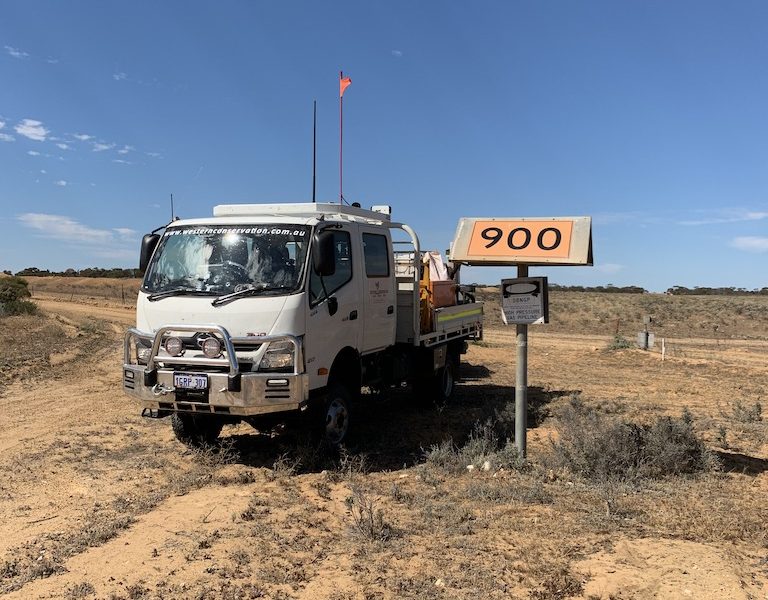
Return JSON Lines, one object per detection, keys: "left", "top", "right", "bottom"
{"left": 362, "top": 233, "right": 390, "bottom": 277}
{"left": 310, "top": 231, "right": 352, "bottom": 304}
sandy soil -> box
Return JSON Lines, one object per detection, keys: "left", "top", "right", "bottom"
{"left": 0, "top": 293, "right": 766, "bottom": 599}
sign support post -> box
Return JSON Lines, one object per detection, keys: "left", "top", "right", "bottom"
{"left": 515, "top": 264, "right": 529, "bottom": 457}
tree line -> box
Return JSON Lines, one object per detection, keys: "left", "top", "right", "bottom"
{"left": 664, "top": 286, "right": 768, "bottom": 296}
{"left": 9, "top": 267, "right": 141, "bottom": 278}
{"left": 549, "top": 284, "right": 648, "bottom": 294}
{"left": 5, "top": 269, "right": 767, "bottom": 295}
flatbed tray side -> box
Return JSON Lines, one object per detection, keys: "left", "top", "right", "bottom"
{"left": 417, "top": 301, "right": 484, "bottom": 348}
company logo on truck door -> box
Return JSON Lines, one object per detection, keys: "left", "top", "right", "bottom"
{"left": 368, "top": 279, "right": 389, "bottom": 303}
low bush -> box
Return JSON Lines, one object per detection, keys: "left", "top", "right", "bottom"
{"left": 0, "top": 299, "right": 38, "bottom": 316}
{"left": 549, "top": 397, "right": 717, "bottom": 485}
{"left": 606, "top": 334, "right": 633, "bottom": 350}
{"left": 730, "top": 400, "right": 763, "bottom": 423}
{"left": 0, "top": 276, "right": 37, "bottom": 316}
{"left": 347, "top": 487, "right": 393, "bottom": 542}
{"left": 0, "top": 276, "right": 31, "bottom": 303}
{"left": 424, "top": 420, "right": 526, "bottom": 473}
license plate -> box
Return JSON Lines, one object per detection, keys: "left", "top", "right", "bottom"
{"left": 173, "top": 373, "right": 208, "bottom": 390}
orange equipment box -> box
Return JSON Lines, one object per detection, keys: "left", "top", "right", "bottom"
{"left": 429, "top": 280, "right": 457, "bottom": 308}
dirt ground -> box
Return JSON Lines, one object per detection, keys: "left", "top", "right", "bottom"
{"left": 0, "top": 285, "right": 766, "bottom": 599}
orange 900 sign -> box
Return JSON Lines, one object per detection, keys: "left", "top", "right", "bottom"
{"left": 451, "top": 217, "right": 592, "bottom": 265}
{"left": 467, "top": 220, "right": 573, "bottom": 259}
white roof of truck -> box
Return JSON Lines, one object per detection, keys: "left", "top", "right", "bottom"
{"left": 213, "top": 202, "right": 391, "bottom": 224}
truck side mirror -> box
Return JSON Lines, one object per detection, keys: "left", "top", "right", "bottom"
{"left": 312, "top": 231, "right": 336, "bottom": 277}
{"left": 139, "top": 233, "right": 161, "bottom": 272}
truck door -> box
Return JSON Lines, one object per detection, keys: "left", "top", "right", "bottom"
{"left": 360, "top": 227, "right": 396, "bottom": 354}
{"left": 305, "top": 224, "right": 361, "bottom": 390}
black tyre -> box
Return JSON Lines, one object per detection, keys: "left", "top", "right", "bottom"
{"left": 171, "top": 413, "right": 223, "bottom": 447}
{"left": 322, "top": 384, "right": 351, "bottom": 446}
{"left": 413, "top": 357, "right": 458, "bottom": 407}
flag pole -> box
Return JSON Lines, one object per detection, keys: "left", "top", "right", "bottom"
{"left": 339, "top": 71, "right": 343, "bottom": 204}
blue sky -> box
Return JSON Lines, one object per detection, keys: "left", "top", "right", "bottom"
{"left": 1, "top": 1, "right": 767, "bottom": 292}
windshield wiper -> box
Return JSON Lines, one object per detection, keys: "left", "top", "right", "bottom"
{"left": 211, "top": 285, "right": 292, "bottom": 307}
{"left": 147, "top": 288, "right": 199, "bottom": 302}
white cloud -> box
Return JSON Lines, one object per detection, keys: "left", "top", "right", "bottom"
{"left": 594, "top": 263, "right": 624, "bottom": 275}
{"left": 27, "top": 150, "right": 41, "bottom": 156}
{"left": 391, "top": 50, "right": 403, "bottom": 57}
{"left": 680, "top": 210, "right": 768, "bottom": 226}
{"left": 112, "top": 159, "right": 133, "bottom": 165}
{"left": 56, "top": 142, "right": 71, "bottom": 150}
{"left": 18, "top": 213, "right": 114, "bottom": 244}
{"left": 40, "top": 169, "right": 47, "bottom": 174}
{"left": 46, "top": 57, "right": 59, "bottom": 64}
{"left": 146, "top": 151, "right": 162, "bottom": 158}
{"left": 73, "top": 133, "right": 93, "bottom": 141}
{"left": 113, "top": 227, "right": 137, "bottom": 240}
{"left": 54, "top": 180, "right": 67, "bottom": 187}
{"left": 113, "top": 72, "right": 127, "bottom": 81}
{"left": 92, "top": 142, "right": 115, "bottom": 152}
{"left": 731, "top": 236, "right": 768, "bottom": 253}
{"left": 4, "top": 46, "right": 29, "bottom": 59}
{"left": 0, "top": 121, "right": 12, "bottom": 142}
{"left": 117, "top": 145, "right": 134, "bottom": 155}
{"left": 15, "top": 119, "right": 49, "bottom": 141}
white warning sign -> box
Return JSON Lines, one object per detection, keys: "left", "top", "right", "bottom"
{"left": 501, "top": 277, "right": 549, "bottom": 325}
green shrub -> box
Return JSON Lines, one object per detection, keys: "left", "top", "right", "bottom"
{"left": 549, "top": 398, "right": 717, "bottom": 485}
{"left": 606, "top": 334, "right": 633, "bottom": 350}
{"left": 0, "top": 276, "right": 37, "bottom": 316}
{"left": 0, "top": 299, "right": 38, "bottom": 316}
{"left": 0, "top": 276, "right": 31, "bottom": 303}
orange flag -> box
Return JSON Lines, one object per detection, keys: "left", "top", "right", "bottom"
{"left": 340, "top": 75, "right": 352, "bottom": 97}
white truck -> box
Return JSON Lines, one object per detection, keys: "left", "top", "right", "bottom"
{"left": 122, "top": 203, "right": 483, "bottom": 446}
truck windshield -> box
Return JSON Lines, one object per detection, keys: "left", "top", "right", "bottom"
{"left": 143, "top": 225, "right": 311, "bottom": 296}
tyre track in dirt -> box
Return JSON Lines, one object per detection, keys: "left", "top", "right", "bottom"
{"left": 0, "top": 299, "right": 191, "bottom": 595}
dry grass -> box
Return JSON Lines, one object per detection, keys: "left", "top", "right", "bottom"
{"left": 0, "top": 285, "right": 766, "bottom": 598}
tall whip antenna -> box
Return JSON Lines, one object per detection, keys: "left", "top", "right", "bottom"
{"left": 312, "top": 100, "right": 317, "bottom": 203}
{"left": 170, "top": 193, "right": 175, "bottom": 221}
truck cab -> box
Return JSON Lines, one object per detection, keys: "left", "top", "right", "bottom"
{"left": 123, "top": 203, "right": 483, "bottom": 446}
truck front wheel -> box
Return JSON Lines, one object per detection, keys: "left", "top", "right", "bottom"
{"left": 323, "top": 384, "right": 351, "bottom": 446}
{"left": 171, "top": 413, "right": 223, "bottom": 447}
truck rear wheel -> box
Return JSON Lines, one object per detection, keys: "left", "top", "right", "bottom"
{"left": 414, "top": 357, "right": 458, "bottom": 407}
{"left": 171, "top": 413, "right": 223, "bottom": 447}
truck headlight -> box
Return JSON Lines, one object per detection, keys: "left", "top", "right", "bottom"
{"left": 135, "top": 339, "right": 152, "bottom": 365}
{"left": 258, "top": 340, "right": 295, "bottom": 371}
